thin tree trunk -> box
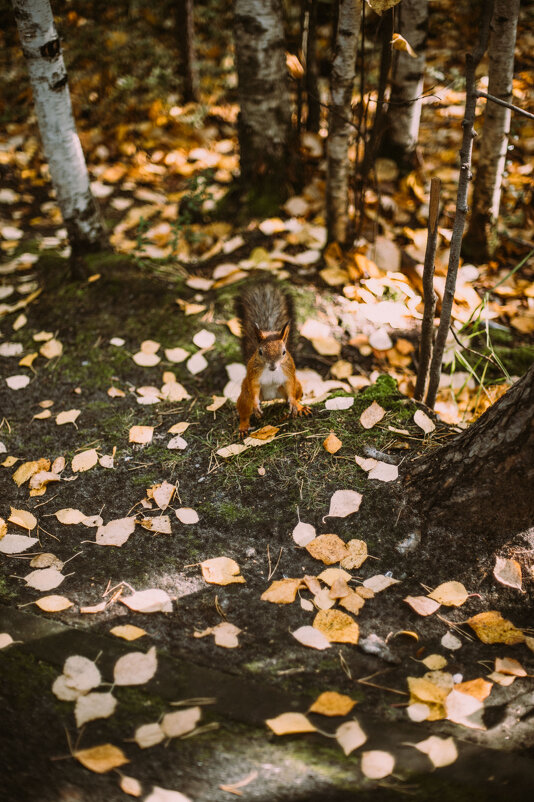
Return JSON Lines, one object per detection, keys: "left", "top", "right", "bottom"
{"left": 304, "top": 0, "right": 321, "bottom": 132}
{"left": 10, "top": 0, "right": 106, "bottom": 255}
{"left": 176, "top": 0, "right": 199, "bottom": 103}
{"left": 326, "top": 0, "right": 362, "bottom": 245}
{"left": 381, "top": 0, "right": 428, "bottom": 168}
{"left": 404, "top": 361, "right": 534, "bottom": 538}
{"left": 234, "top": 0, "right": 292, "bottom": 200}
{"left": 464, "top": 0, "right": 520, "bottom": 259}
{"left": 425, "top": 0, "right": 494, "bottom": 409}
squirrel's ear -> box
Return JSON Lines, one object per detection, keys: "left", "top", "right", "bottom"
{"left": 254, "top": 323, "right": 266, "bottom": 342}
{"left": 280, "top": 321, "right": 290, "bottom": 343}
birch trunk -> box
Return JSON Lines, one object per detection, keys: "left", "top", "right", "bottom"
{"left": 464, "top": 0, "right": 520, "bottom": 259}
{"left": 382, "top": 0, "right": 428, "bottom": 166}
{"left": 404, "top": 361, "right": 534, "bottom": 538}
{"left": 10, "top": 0, "right": 106, "bottom": 254}
{"left": 326, "top": 0, "right": 362, "bottom": 245}
{"left": 234, "top": 0, "right": 292, "bottom": 199}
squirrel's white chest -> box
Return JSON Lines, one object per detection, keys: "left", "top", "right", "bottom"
{"left": 259, "top": 365, "right": 286, "bottom": 400}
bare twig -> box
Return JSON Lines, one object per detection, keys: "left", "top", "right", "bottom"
{"left": 425, "top": 0, "right": 494, "bottom": 408}
{"left": 476, "top": 90, "right": 534, "bottom": 121}
{"left": 414, "top": 177, "right": 441, "bottom": 401}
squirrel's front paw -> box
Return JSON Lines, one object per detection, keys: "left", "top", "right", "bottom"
{"left": 238, "top": 426, "right": 250, "bottom": 439}
{"left": 254, "top": 404, "right": 263, "bottom": 418}
{"left": 289, "top": 402, "right": 312, "bottom": 418}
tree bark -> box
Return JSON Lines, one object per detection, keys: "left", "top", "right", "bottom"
{"left": 304, "top": 0, "right": 321, "bottom": 133}
{"left": 381, "top": 0, "right": 428, "bottom": 168}
{"left": 464, "top": 0, "right": 520, "bottom": 259}
{"left": 10, "top": 0, "right": 106, "bottom": 255}
{"left": 403, "top": 361, "right": 534, "bottom": 538}
{"left": 234, "top": 0, "right": 292, "bottom": 201}
{"left": 176, "top": 0, "right": 199, "bottom": 103}
{"left": 326, "top": 0, "right": 362, "bottom": 245}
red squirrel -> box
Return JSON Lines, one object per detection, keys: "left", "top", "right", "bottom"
{"left": 236, "top": 281, "right": 311, "bottom": 437}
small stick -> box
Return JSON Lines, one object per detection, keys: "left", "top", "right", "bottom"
{"left": 414, "top": 177, "right": 440, "bottom": 401}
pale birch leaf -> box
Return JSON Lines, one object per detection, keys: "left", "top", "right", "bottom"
{"left": 120, "top": 589, "right": 173, "bottom": 613}
{"left": 161, "top": 707, "right": 201, "bottom": 738}
{"left": 113, "top": 646, "right": 158, "bottom": 686}
{"left": 75, "top": 692, "right": 117, "bottom": 727}
{"left": 335, "top": 720, "right": 367, "bottom": 755}
{"left": 360, "top": 750, "right": 395, "bottom": 779}
{"left": 24, "top": 567, "right": 65, "bottom": 591}
{"left": 134, "top": 723, "right": 165, "bottom": 748}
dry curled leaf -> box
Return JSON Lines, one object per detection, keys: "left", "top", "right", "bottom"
{"left": 261, "top": 578, "right": 302, "bottom": 604}
{"left": 323, "top": 432, "right": 342, "bottom": 454}
{"left": 313, "top": 609, "right": 359, "bottom": 644}
{"left": 200, "top": 557, "right": 245, "bottom": 585}
{"left": 493, "top": 556, "right": 522, "bottom": 591}
{"left": 305, "top": 534, "right": 348, "bottom": 565}
{"left": 467, "top": 611, "right": 524, "bottom": 645}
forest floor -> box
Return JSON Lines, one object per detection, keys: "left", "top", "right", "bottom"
{"left": 1, "top": 0, "right": 534, "bottom": 799}
{"left": 0, "top": 253, "right": 533, "bottom": 802}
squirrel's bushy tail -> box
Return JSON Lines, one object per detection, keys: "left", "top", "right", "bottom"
{"left": 236, "top": 280, "right": 296, "bottom": 362}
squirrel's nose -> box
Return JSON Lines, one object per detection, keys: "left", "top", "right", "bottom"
{"left": 269, "top": 365, "right": 276, "bottom": 371}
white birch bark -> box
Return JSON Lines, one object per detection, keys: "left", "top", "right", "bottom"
{"left": 10, "top": 0, "right": 105, "bottom": 252}
{"left": 234, "top": 0, "right": 291, "bottom": 192}
{"left": 466, "top": 0, "right": 520, "bottom": 256}
{"left": 384, "top": 0, "right": 428, "bottom": 160}
{"left": 326, "top": 0, "right": 362, "bottom": 244}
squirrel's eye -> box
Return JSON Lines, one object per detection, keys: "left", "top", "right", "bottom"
{"left": 282, "top": 349, "right": 286, "bottom": 355}
{"left": 259, "top": 348, "right": 263, "bottom": 356}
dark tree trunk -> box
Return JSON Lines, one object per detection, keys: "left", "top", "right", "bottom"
{"left": 176, "top": 0, "right": 199, "bottom": 103}
{"left": 234, "top": 0, "right": 292, "bottom": 204}
{"left": 403, "top": 362, "right": 534, "bottom": 538}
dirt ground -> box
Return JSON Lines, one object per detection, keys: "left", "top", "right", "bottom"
{"left": 1, "top": 255, "right": 534, "bottom": 801}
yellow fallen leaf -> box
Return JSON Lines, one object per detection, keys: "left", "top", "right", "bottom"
{"left": 34, "top": 595, "right": 73, "bottom": 612}
{"left": 323, "top": 432, "right": 342, "bottom": 454}
{"left": 261, "top": 578, "right": 302, "bottom": 604}
{"left": 309, "top": 691, "right": 356, "bottom": 717}
{"left": 8, "top": 507, "right": 37, "bottom": 531}
{"left": 110, "top": 625, "right": 147, "bottom": 641}
{"left": 453, "top": 678, "right": 493, "bottom": 701}
{"left": 313, "top": 609, "right": 359, "bottom": 644}
{"left": 428, "top": 581, "right": 468, "bottom": 607}
{"left": 206, "top": 396, "right": 227, "bottom": 412}
{"left": 266, "top": 712, "right": 316, "bottom": 736}
{"left": 340, "top": 539, "right": 368, "bottom": 570}
{"left": 467, "top": 611, "right": 524, "bottom": 645}
{"left": 338, "top": 590, "right": 366, "bottom": 615}
{"left": 72, "top": 448, "right": 99, "bottom": 472}
{"left": 248, "top": 425, "right": 279, "bottom": 441}
{"left": 129, "top": 425, "right": 154, "bottom": 444}
{"left": 74, "top": 743, "right": 129, "bottom": 774}
{"left": 305, "top": 534, "right": 348, "bottom": 565}
{"left": 216, "top": 443, "right": 248, "bottom": 458}
{"left": 422, "top": 654, "right": 448, "bottom": 670}
{"left": 12, "top": 458, "right": 50, "bottom": 487}
{"left": 391, "top": 32, "right": 417, "bottom": 57}
{"left": 200, "top": 557, "right": 246, "bottom": 585}
{"left": 19, "top": 352, "right": 38, "bottom": 368}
